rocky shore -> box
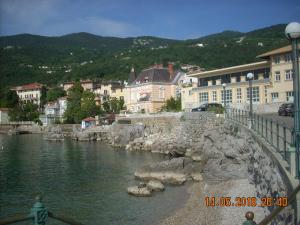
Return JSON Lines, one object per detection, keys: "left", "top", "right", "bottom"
{"left": 43, "top": 112, "right": 294, "bottom": 224}
{"left": 122, "top": 112, "right": 293, "bottom": 225}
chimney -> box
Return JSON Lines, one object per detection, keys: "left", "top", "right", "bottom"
{"left": 128, "top": 67, "right": 136, "bottom": 84}
{"left": 168, "top": 62, "right": 174, "bottom": 78}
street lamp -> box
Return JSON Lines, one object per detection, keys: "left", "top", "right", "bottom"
{"left": 285, "top": 22, "right": 300, "bottom": 178}
{"left": 247, "top": 72, "right": 254, "bottom": 128}
{"left": 222, "top": 83, "right": 227, "bottom": 116}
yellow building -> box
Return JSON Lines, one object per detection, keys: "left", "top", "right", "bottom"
{"left": 94, "top": 81, "right": 125, "bottom": 105}
{"left": 257, "top": 44, "right": 299, "bottom": 103}
{"left": 183, "top": 44, "right": 299, "bottom": 112}
{"left": 125, "top": 64, "right": 182, "bottom": 113}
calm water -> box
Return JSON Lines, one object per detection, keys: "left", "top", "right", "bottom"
{"left": 0, "top": 134, "right": 188, "bottom": 225}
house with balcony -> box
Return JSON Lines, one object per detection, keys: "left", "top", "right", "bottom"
{"left": 11, "top": 82, "right": 44, "bottom": 106}
{"left": 43, "top": 97, "right": 67, "bottom": 125}
{"left": 125, "top": 63, "right": 183, "bottom": 113}
{"left": 93, "top": 81, "right": 125, "bottom": 105}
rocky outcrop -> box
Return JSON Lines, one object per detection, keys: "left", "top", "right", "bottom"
{"left": 44, "top": 126, "right": 64, "bottom": 141}
{"left": 71, "top": 122, "right": 145, "bottom": 144}
{"left": 128, "top": 112, "right": 294, "bottom": 223}
{"left": 71, "top": 125, "right": 98, "bottom": 141}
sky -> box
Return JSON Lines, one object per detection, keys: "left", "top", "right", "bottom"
{"left": 0, "top": 0, "right": 299, "bottom": 39}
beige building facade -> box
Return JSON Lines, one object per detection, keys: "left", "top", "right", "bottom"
{"left": 125, "top": 64, "right": 182, "bottom": 113}
{"left": 184, "top": 61, "right": 270, "bottom": 111}
{"left": 257, "top": 45, "right": 299, "bottom": 103}
{"left": 183, "top": 45, "right": 299, "bottom": 112}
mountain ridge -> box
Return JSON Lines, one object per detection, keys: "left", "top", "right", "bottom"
{"left": 0, "top": 23, "right": 289, "bottom": 88}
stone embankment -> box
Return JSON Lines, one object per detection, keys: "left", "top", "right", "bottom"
{"left": 123, "top": 112, "right": 293, "bottom": 224}
{"left": 44, "top": 126, "right": 64, "bottom": 141}
{"left": 0, "top": 123, "right": 43, "bottom": 134}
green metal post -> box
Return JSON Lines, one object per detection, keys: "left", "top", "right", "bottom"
{"left": 30, "top": 195, "right": 48, "bottom": 225}
{"left": 291, "top": 39, "right": 300, "bottom": 178}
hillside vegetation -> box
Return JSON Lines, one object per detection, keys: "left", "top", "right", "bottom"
{"left": 0, "top": 24, "right": 289, "bottom": 88}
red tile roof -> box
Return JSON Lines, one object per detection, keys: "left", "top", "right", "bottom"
{"left": 13, "top": 82, "right": 43, "bottom": 91}
{"left": 82, "top": 117, "right": 96, "bottom": 122}
{"left": 0, "top": 108, "right": 9, "bottom": 111}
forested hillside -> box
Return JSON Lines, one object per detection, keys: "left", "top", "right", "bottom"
{"left": 0, "top": 24, "right": 289, "bottom": 88}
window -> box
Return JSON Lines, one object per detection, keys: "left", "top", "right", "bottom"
{"left": 112, "top": 89, "right": 116, "bottom": 93}
{"left": 264, "top": 86, "right": 268, "bottom": 103}
{"left": 159, "top": 86, "right": 165, "bottom": 99}
{"left": 285, "top": 70, "right": 293, "bottom": 80}
{"left": 212, "top": 91, "right": 217, "bottom": 102}
{"left": 189, "top": 90, "right": 192, "bottom": 96}
{"left": 247, "top": 86, "right": 260, "bottom": 103}
{"left": 104, "top": 90, "right": 108, "bottom": 95}
{"left": 274, "top": 71, "right": 281, "bottom": 81}
{"left": 274, "top": 55, "right": 280, "bottom": 64}
{"left": 271, "top": 92, "right": 279, "bottom": 102}
{"left": 221, "top": 89, "right": 232, "bottom": 105}
{"left": 236, "top": 88, "right": 242, "bottom": 103}
{"left": 285, "top": 53, "right": 292, "bottom": 62}
{"left": 199, "top": 92, "right": 209, "bottom": 103}
{"left": 286, "top": 91, "right": 294, "bottom": 102}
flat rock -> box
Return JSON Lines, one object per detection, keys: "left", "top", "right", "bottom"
{"left": 127, "top": 186, "right": 152, "bottom": 197}
{"left": 147, "top": 180, "right": 165, "bottom": 191}
{"left": 135, "top": 171, "right": 186, "bottom": 185}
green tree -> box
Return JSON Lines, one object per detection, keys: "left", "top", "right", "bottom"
{"left": 40, "top": 86, "right": 47, "bottom": 107}
{"left": 0, "top": 89, "right": 19, "bottom": 108}
{"left": 80, "top": 91, "right": 102, "bottom": 118}
{"left": 102, "top": 97, "right": 125, "bottom": 113}
{"left": 102, "top": 101, "right": 111, "bottom": 113}
{"left": 119, "top": 98, "right": 125, "bottom": 111}
{"left": 161, "top": 96, "right": 181, "bottom": 112}
{"left": 110, "top": 98, "right": 119, "bottom": 113}
{"left": 64, "top": 81, "right": 83, "bottom": 123}
{"left": 46, "top": 87, "right": 66, "bottom": 102}
{"left": 9, "top": 102, "right": 39, "bottom": 121}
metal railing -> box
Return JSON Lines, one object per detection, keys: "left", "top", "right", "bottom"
{"left": 225, "top": 108, "right": 300, "bottom": 225}
{"left": 226, "top": 108, "right": 294, "bottom": 172}
{"left": 0, "top": 196, "right": 86, "bottom": 225}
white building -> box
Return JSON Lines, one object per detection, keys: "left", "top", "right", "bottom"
{"left": 43, "top": 97, "right": 67, "bottom": 125}
{"left": 11, "top": 83, "right": 43, "bottom": 105}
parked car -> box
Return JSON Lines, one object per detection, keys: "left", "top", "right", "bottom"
{"left": 191, "top": 103, "right": 223, "bottom": 112}
{"left": 278, "top": 103, "right": 294, "bottom": 117}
